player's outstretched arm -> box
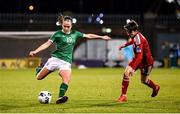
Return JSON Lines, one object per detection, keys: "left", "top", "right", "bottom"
{"left": 29, "top": 40, "right": 53, "bottom": 57}
{"left": 118, "top": 38, "right": 133, "bottom": 50}
{"left": 117, "top": 45, "right": 125, "bottom": 50}
{"left": 84, "top": 34, "right": 111, "bottom": 40}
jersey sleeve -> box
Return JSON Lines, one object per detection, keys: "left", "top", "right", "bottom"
{"left": 129, "top": 35, "right": 143, "bottom": 69}
{"left": 76, "top": 31, "right": 85, "bottom": 39}
{"left": 49, "top": 32, "right": 58, "bottom": 42}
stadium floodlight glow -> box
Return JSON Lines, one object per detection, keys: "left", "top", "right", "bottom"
{"left": 102, "top": 27, "right": 106, "bottom": 33}
{"left": 28, "top": 5, "right": 34, "bottom": 11}
{"left": 106, "top": 28, "right": 112, "bottom": 33}
{"left": 96, "top": 17, "right": 101, "bottom": 22}
{"left": 88, "top": 17, "right": 92, "bottom": 23}
{"left": 99, "top": 20, "right": 104, "bottom": 24}
{"left": 165, "top": 0, "right": 174, "bottom": 3}
{"left": 72, "top": 18, "right": 77, "bottom": 24}
{"left": 99, "top": 13, "right": 104, "bottom": 17}
{"left": 102, "top": 27, "right": 112, "bottom": 33}
{"left": 29, "top": 19, "right": 34, "bottom": 24}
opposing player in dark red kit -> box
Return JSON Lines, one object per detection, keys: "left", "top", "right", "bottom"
{"left": 117, "top": 20, "right": 160, "bottom": 102}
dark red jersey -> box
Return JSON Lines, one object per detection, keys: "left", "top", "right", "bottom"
{"left": 123, "top": 32, "right": 154, "bottom": 69}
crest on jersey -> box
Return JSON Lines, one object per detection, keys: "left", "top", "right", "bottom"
{"left": 67, "top": 36, "right": 73, "bottom": 44}
{"left": 136, "top": 46, "right": 141, "bottom": 53}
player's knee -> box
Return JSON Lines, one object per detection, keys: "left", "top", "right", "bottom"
{"left": 59, "top": 70, "right": 71, "bottom": 84}
{"left": 124, "top": 72, "right": 129, "bottom": 77}
{"left": 63, "top": 77, "right": 71, "bottom": 84}
{"left": 123, "top": 73, "right": 129, "bottom": 79}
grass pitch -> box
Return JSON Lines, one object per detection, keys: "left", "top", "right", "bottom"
{"left": 0, "top": 68, "right": 180, "bottom": 113}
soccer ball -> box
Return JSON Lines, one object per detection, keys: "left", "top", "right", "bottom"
{"left": 38, "top": 91, "right": 52, "bottom": 104}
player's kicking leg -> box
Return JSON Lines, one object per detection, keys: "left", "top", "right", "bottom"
{"left": 36, "top": 67, "right": 52, "bottom": 80}
{"left": 35, "top": 66, "right": 42, "bottom": 75}
{"left": 35, "top": 62, "right": 44, "bottom": 75}
{"left": 141, "top": 66, "right": 160, "bottom": 97}
{"left": 36, "top": 58, "right": 54, "bottom": 80}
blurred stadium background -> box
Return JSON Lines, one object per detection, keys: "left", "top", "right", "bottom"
{"left": 0, "top": 0, "right": 180, "bottom": 69}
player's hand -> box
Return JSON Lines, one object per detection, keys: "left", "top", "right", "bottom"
{"left": 102, "top": 35, "right": 111, "bottom": 40}
{"left": 29, "top": 51, "right": 37, "bottom": 57}
{"left": 125, "top": 66, "right": 135, "bottom": 77}
{"left": 117, "top": 45, "right": 123, "bottom": 50}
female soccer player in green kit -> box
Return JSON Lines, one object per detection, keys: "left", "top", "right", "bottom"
{"left": 29, "top": 15, "right": 111, "bottom": 104}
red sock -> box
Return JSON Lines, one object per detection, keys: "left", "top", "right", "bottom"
{"left": 121, "top": 74, "right": 129, "bottom": 95}
{"left": 144, "top": 79, "right": 156, "bottom": 89}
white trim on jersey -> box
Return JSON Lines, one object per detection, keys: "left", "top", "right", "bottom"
{"left": 136, "top": 46, "right": 141, "bottom": 53}
{"left": 82, "top": 34, "right": 86, "bottom": 38}
{"left": 135, "top": 34, "right": 141, "bottom": 45}
{"left": 49, "top": 39, "right": 53, "bottom": 43}
{"left": 61, "top": 29, "right": 71, "bottom": 34}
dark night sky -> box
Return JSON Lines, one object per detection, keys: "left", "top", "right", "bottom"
{"left": 0, "top": 0, "right": 177, "bottom": 14}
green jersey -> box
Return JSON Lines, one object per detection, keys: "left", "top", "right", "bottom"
{"left": 49, "top": 30, "right": 84, "bottom": 63}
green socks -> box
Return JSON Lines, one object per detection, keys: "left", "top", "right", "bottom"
{"left": 35, "top": 67, "right": 42, "bottom": 75}
{"left": 59, "top": 83, "right": 68, "bottom": 97}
